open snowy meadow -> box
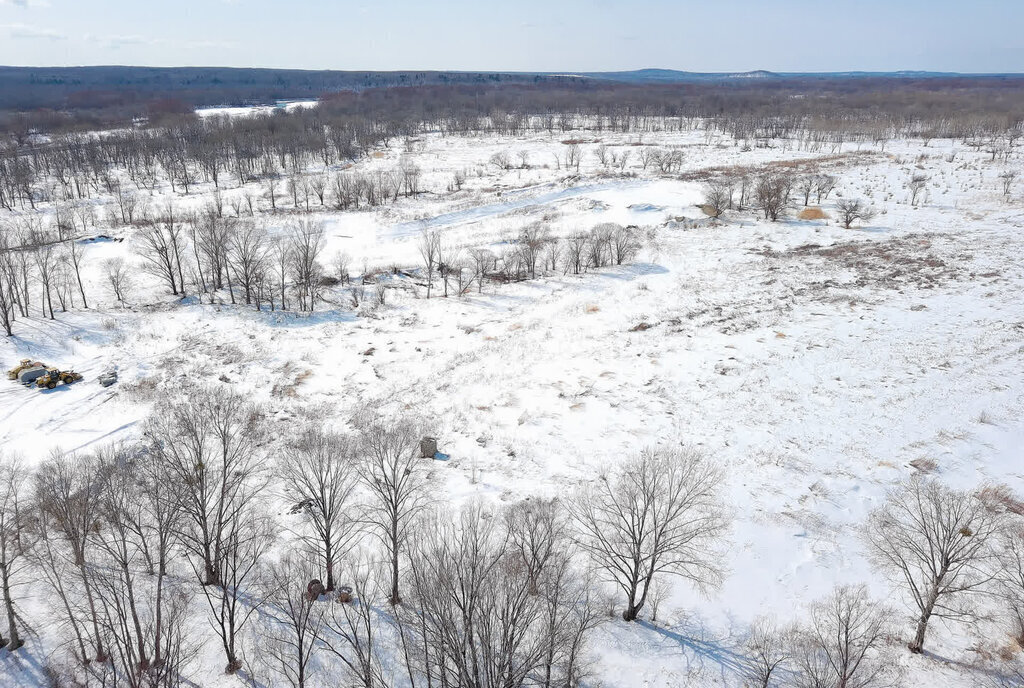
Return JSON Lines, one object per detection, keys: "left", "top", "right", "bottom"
{"left": 1, "top": 109, "right": 1022, "bottom": 688}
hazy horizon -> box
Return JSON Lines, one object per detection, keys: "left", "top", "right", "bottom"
{"left": 1, "top": 65, "right": 1023, "bottom": 75}
{"left": 1, "top": 0, "right": 1021, "bottom": 74}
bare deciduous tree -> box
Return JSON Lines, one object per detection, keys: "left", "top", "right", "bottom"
{"left": 703, "top": 181, "right": 733, "bottom": 218}
{"left": 227, "top": 221, "right": 268, "bottom": 306}
{"left": 200, "top": 505, "right": 274, "bottom": 673}
{"left": 568, "top": 447, "right": 728, "bottom": 621}
{"left": 35, "top": 451, "right": 109, "bottom": 663}
{"left": 996, "top": 524, "right": 1024, "bottom": 646}
{"left": 862, "top": 478, "right": 1002, "bottom": 653}
{"left": 289, "top": 220, "right": 326, "bottom": 312}
{"left": 136, "top": 209, "right": 188, "bottom": 296}
{"left": 417, "top": 228, "right": 441, "bottom": 299}
{"left": 754, "top": 174, "right": 791, "bottom": 222}
{"left": 908, "top": 173, "right": 928, "bottom": 206}
{"left": 321, "top": 559, "right": 390, "bottom": 688}
{"left": 793, "top": 585, "right": 893, "bottom": 688}
{"left": 280, "top": 429, "right": 356, "bottom": 592}
{"left": 999, "top": 170, "right": 1018, "bottom": 196}
{"left": 609, "top": 225, "right": 641, "bottom": 265}
{"left": 355, "top": 414, "right": 430, "bottom": 605}
{"left": 795, "top": 175, "right": 817, "bottom": 206}
{"left": 147, "top": 386, "right": 266, "bottom": 587}
{"left": 744, "top": 616, "right": 790, "bottom": 688}
{"left": 260, "top": 553, "right": 326, "bottom": 688}
{"left": 103, "top": 257, "right": 132, "bottom": 304}
{"left": 835, "top": 199, "right": 877, "bottom": 229}
{"left": 407, "top": 504, "right": 547, "bottom": 688}
{"left": 0, "top": 454, "right": 31, "bottom": 651}
{"left": 814, "top": 174, "right": 837, "bottom": 204}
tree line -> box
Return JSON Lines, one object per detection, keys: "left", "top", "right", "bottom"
{"left": 1, "top": 384, "right": 1023, "bottom": 686}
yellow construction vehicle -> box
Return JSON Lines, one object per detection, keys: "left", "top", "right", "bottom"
{"left": 35, "top": 369, "right": 83, "bottom": 389}
{"left": 7, "top": 359, "right": 45, "bottom": 380}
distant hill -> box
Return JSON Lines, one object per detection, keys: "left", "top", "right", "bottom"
{"left": 573, "top": 68, "right": 1023, "bottom": 83}
{"left": 0, "top": 65, "right": 1021, "bottom": 113}
{"left": 0, "top": 66, "right": 573, "bottom": 111}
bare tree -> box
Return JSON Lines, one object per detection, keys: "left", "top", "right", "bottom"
{"left": 996, "top": 524, "right": 1024, "bottom": 646}
{"left": 436, "top": 239, "right": 461, "bottom": 297}
{"left": 280, "top": 429, "right": 356, "bottom": 592}
{"left": 563, "top": 232, "right": 589, "bottom": 275}
{"left": 754, "top": 174, "right": 791, "bottom": 222}
{"left": 565, "top": 143, "right": 581, "bottom": 172}
{"left": 795, "top": 175, "right": 817, "bottom": 206}
{"left": 34, "top": 451, "right": 109, "bottom": 663}
{"left": 862, "top": 478, "right": 1003, "bottom": 653}
{"left": 307, "top": 175, "right": 327, "bottom": 206}
{"left": 637, "top": 147, "right": 656, "bottom": 171}
{"left": 505, "top": 498, "right": 565, "bottom": 595}
{"left": 0, "top": 235, "right": 17, "bottom": 335}
{"left": 490, "top": 150, "right": 513, "bottom": 171}
{"left": 32, "top": 235, "right": 58, "bottom": 319}
{"left": 147, "top": 386, "right": 267, "bottom": 587}
{"left": 536, "top": 552, "right": 604, "bottom": 687}
{"left": 835, "top": 199, "right": 876, "bottom": 229}
{"left": 469, "top": 247, "right": 494, "bottom": 293}
{"left": 200, "top": 504, "right": 274, "bottom": 673}
{"left": 406, "top": 504, "right": 549, "bottom": 688}
{"left": 703, "top": 181, "right": 733, "bottom": 218}
{"left": 273, "top": 236, "right": 292, "bottom": 310}
{"left": 354, "top": 414, "right": 430, "bottom": 605}
{"left": 289, "top": 220, "right": 325, "bottom": 312}
{"left": 793, "top": 585, "right": 893, "bottom": 688}
{"left": 609, "top": 225, "right": 641, "bottom": 265}
{"left": 417, "top": 228, "right": 441, "bottom": 299}
{"left": 908, "top": 173, "right": 928, "bottom": 206}
{"left": 999, "top": 170, "right": 1018, "bottom": 196}
{"left": 89, "top": 447, "right": 196, "bottom": 688}
{"left": 227, "top": 221, "right": 268, "bottom": 306}
{"left": 744, "top": 616, "right": 790, "bottom": 688}
{"left": 136, "top": 214, "right": 188, "bottom": 296}
{"left": 814, "top": 174, "right": 837, "bottom": 204}
{"left": 568, "top": 447, "right": 728, "bottom": 621}
{"left": 63, "top": 237, "right": 89, "bottom": 309}
{"left": 260, "top": 553, "right": 326, "bottom": 688}
{"left": 321, "top": 559, "right": 390, "bottom": 688}
{"left": 518, "top": 223, "right": 549, "bottom": 280}
{"left": 0, "top": 454, "right": 31, "bottom": 651}
{"left": 103, "top": 257, "right": 132, "bottom": 304}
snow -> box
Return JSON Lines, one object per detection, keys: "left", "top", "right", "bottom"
{"left": 1, "top": 119, "right": 1023, "bottom": 686}
{"left": 194, "top": 99, "right": 320, "bottom": 119}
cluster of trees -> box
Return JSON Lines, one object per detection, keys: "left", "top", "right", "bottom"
{"left": 0, "top": 210, "right": 330, "bottom": 337}
{"left": 0, "top": 117, "right": 425, "bottom": 213}
{"left": 741, "top": 477, "right": 1024, "bottom": 688}
{"left": 1, "top": 206, "right": 647, "bottom": 337}
{"left": 133, "top": 211, "right": 327, "bottom": 312}
{"left": 3, "top": 75, "right": 1023, "bottom": 146}
{"left": 2, "top": 386, "right": 1023, "bottom": 687}
{"left": 0, "top": 386, "right": 731, "bottom": 688}
{"left": 0, "top": 217, "right": 89, "bottom": 335}
{"left": 3, "top": 76, "right": 1022, "bottom": 216}
{"left": 702, "top": 170, "right": 841, "bottom": 222}
{"left": 417, "top": 221, "right": 641, "bottom": 299}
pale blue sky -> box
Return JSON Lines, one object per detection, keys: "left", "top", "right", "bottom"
{"left": 0, "top": 0, "right": 1020, "bottom": 73}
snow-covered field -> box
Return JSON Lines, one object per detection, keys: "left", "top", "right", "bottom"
{"left": 1, "top": 117, "right": 1023, "bottom": 687}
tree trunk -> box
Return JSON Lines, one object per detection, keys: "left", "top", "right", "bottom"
{"left": 910, "top": 590, "right": 938, "bottom": 653}
{"left": 390, "top": 520, "right": 401, "bottom": 605}
{"left": 0, "top": 562, "right": 20, "bottom": 650}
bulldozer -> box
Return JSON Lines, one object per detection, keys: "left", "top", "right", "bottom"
{"left": 7, "top": 359, "right": 46, "bottom": 380}
{"left": 35, "top": 369, "right": 83, "bottom": 389}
